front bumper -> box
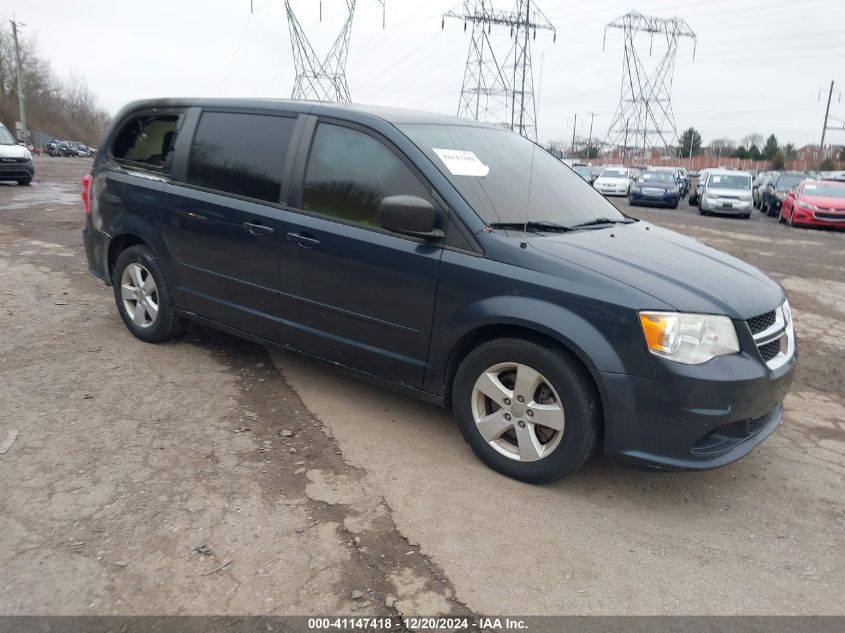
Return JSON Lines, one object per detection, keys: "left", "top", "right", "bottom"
{"left": 702, "top": 198, "right": 752, "bottom": 215}
{"left": 629, "top": 190, "right": 679, "bottom": 207}
{"left": 596, "top": 342, "right": 796, "bottom": 470}
{"left": 0, "top": 158, "right": 34, "bottom": 180}
{"left": 595, "top": 184, "right": 629, "bottom": 196}
{"left": 792, "top": 208, "right": 845, "bottom": 228}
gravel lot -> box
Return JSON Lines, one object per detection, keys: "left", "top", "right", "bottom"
{"left": 1, "top": 158, "right": 843, "bottom": 616}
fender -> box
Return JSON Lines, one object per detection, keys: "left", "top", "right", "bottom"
{"left": 424, "top": 294, "right": 655, "bottom": 399}
{"left": 106, "top": 212, "right": 182, "bottom": 298}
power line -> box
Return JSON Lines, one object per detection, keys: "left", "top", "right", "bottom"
{"left": 602, "top": 11, "right": 696, "bottom": 159}
{"left": 284, "top": 0, "right": 385, "bottom": 103}
{"left": 442, "top": 0, "right": 555, "bottom": 142}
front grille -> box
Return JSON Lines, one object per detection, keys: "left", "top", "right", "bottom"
{"left": 0, "top": 157, "right": 26, "bottom": 163}
{"left": 758, "top": 339, "right": 781, "bottom": 362}
{"left": 746, "top": 311, "right": 776, "bottom": 335}
{"left": 813, "top": 211, "right": 845, "bottom": 221}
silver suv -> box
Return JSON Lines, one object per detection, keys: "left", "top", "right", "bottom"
{"left": 699, "top": 170, "right": 753, "bottom": 218}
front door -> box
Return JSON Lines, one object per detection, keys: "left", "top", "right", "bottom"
{"left": 279, "top": 121, "right": 443, "bottom": 389}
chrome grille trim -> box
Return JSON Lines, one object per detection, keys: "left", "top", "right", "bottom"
{"left": 749, "top": 301, "right": 794, "bottom": 371}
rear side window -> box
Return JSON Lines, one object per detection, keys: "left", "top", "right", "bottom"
{"left": 187, "top": 112, "right": 295, "bottom": 203}
{"left": 112, "top": 115, "right": 180, "bottom": 169}
{"left": 303, "top": 123, "right": 428, "bottom": 227}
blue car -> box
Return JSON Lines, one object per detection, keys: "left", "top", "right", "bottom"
{"left": 628, "top": 171, "right": 681, "bottom": 208}
{"left": 82, "top": 98, "right": 796, "bottom": 483}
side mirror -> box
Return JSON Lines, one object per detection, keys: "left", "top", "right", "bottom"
{"left": 787, "top": 191, "right": 796, "bottom": 199}
{"left": 379, "top": 195, "right": 444, "bottom": 240}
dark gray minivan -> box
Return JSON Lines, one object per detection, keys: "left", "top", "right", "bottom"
{"left": 82, "top": 99, "right": 796, "bottom": 482}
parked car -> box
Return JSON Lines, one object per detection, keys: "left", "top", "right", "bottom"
{"left": 0, "top": 122, "right": 34, "bottom": 184}
{"left": 593, "top": 167, "right": 631, "bottom": 196}
{"left": 70, "top": 141, "right": 94, "bottom": 157}
{"left": 55, "top": 140, "right": 78, "bottom": 157}
{"left": 82, "top": 98, "right": 796, "bottom": 483}
{"left": 628, "top": 171, "right": 680, "bottom": 208}
{"left": 698, "top": 170, "right": 753, "bottom": 218}
{"left": 571, "top": 164, "right": 596, "bottom": 184}
{"left": 752, "top": 173, "right": 774, "bottom": 208}
{"left": 760, "top": 172, "right": 808, "bottom": 217}
{"left": 649, "top": 166, "right": 688, "bottom": 197}
{"left": 688, "top": 168, "right": 711, "bottom": 206}
{"left": 778, "top": 179, "right": 845, "bottom": 228}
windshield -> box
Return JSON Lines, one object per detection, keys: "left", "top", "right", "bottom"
{"left": 776, "top": 174, "right": 805, "bottom": 191}
{"left": 573, "top": 166, "right": 592, "bottom": 179}
{"left": 0, "top": 125, "right": 15, "bottom": 145}
{"left": 708, "top": 174, "right": 752, "bottom": 189}
{"left": 599, "top": 168, "right": 627, "bottom": 179}
{"left": 803, "top": 182, "right": 845, "bottom": 198}
{"left": 399, "top": 124, "right": 625, "bottom": 226}
{"left": 640, "top": 172, "right": 675, "bottom": 184}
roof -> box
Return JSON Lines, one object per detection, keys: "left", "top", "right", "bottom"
{"left": 116, "top": 97, "right": 488, "bottom": 128}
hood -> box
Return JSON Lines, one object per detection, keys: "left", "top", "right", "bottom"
{"left": 705, "top": 187, "right": 749, "bottom": 197}
{"left": 530, "top": 222, "right": 784, "bottom": 319}
{"left": 802, "top": 194, "right": 845, "bottom": 210}
{"left": 0, "top": 143, "right": 29, "bottom": 159}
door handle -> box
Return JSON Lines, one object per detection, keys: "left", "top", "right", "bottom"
{"left": 243, "top": 221, "right": 274, "bottom": 236}
{"left": 286, "top": 232, "right": 320, "bottom": 248}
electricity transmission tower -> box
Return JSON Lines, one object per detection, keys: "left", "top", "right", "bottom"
{"left": 284, "top": 0, "right": 384, "bottom": 103}
{"left": 443, "top": 1, "right": 555, "bottom": 142}
{"left": 602, "top": 11, "right": 696, "bottom": 158}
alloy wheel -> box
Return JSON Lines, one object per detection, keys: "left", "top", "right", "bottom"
{"left": 120, "top": 263, "right": 159, "bottom": 328}
{"left": 470, "top": 362, "right": 565, "bottom": 462}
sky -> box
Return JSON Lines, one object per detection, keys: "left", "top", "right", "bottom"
{"left": 3, "top": 0, "right": 845, "bottom": 148}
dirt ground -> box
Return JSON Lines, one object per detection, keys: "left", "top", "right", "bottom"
{"left": 0, "top": 158, "right": 842, "bottom": 616}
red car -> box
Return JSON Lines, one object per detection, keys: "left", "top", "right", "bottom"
{"left": 780, "top": 180, "right": 845, "bottom": 229}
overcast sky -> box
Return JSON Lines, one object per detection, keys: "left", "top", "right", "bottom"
{"left": 3, "top": 0, "right": 845, "bottom": 147}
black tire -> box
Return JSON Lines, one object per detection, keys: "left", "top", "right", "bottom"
{"left": 627, "top": 196, "right": 635, "bottom": 206}
{"left": 672, "top": 200, "right": 679, "bottom": 209}
{"left": 17, "top": 177, "right": 31, "bottom": 185}
{"left": 452, "top": 338, "right": 600, "bottom": 483}
{"left": 766, "top": 203, "right": 778, "bottom": 217}
{"left": 742, "top": 213, "right": 751, "bottom": 219}
{"left": 760, "top": 199, "right": 769, "bottom": 214}
{"left": 112, "top": 245, "right": 184, "bottom": 343}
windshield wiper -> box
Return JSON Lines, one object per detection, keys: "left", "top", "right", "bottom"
{"left": 570, "top": 217, "right": 634, "bottom": 230}
{"left": 488, "top": 221, "right": 573, "bottom": 233}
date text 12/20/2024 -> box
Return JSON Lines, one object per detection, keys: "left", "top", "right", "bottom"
{"left": 307, "top": 617, "right": 528, "bottom": 630}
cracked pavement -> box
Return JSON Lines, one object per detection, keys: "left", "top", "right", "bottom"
{"left": 0, "top": 158, "right": 843, "bottom": 615}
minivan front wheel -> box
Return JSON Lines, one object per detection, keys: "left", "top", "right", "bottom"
{"left": 112, "top": 245, "right": 184, "bottom": 343}
{"left": 453, "top": 338, "right": 600, "bottom": 483}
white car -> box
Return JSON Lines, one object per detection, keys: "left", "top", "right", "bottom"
{"left": 593, "top": 167, "right": 631, "bottom": 196}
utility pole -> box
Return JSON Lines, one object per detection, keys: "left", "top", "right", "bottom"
{"left": 10, "top": 18, "right": 27, "bottom": 142}
{"left": 570, "top": 114, "right": 577, "bottom": 158}
{"left": 586, "top": 112, "right": 596, "bottom": 159}
{"left": 820, "top": 80, "right": 834, "bottom": 161}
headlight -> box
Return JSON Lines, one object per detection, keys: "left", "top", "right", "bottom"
{"left": 707, "top": 191, "right": 719, "bottom": 199}
{"left": 798, "top": 201, "right": 817, "bottom": 211}
{"left": 24, "top": 149, "right": 32, "bottom": 161}
{"left": 639, "top": 312, "right": 740, "bottom": 365}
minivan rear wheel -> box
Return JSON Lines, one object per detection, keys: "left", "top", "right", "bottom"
{"left": 112, "top": 245, "right": 184, "bottom": 343}
{"left": 453, "top": 338, "right": 600, "bottom": 483}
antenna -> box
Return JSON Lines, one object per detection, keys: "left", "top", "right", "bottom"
{"left": 443, "top": 1, "right": 555, "bottom": 142}
{"left": 284, "top": 0, "right": 385, "bottom": 103}
{"left": 603, "top": 11, "right": 696, "bottom": 159}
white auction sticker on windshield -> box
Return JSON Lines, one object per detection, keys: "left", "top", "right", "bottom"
{"left": 805, "top": 184, "right": 817, "bottom": 190}
{"left": 711, "top": 176, "right": 722, "bottom": 183}
{"left": 432, "top": 148, "right": 490, "bottom": 177}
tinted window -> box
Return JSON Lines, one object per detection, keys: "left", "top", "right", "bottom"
{"left": 303, "top": 123, "right": 429, "bottom": 227}
{"left": 188, "top": 112, "right": 295, "bottom": 203}
{"left": 112, "top": 114, "right": 180, "bottom": 169}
